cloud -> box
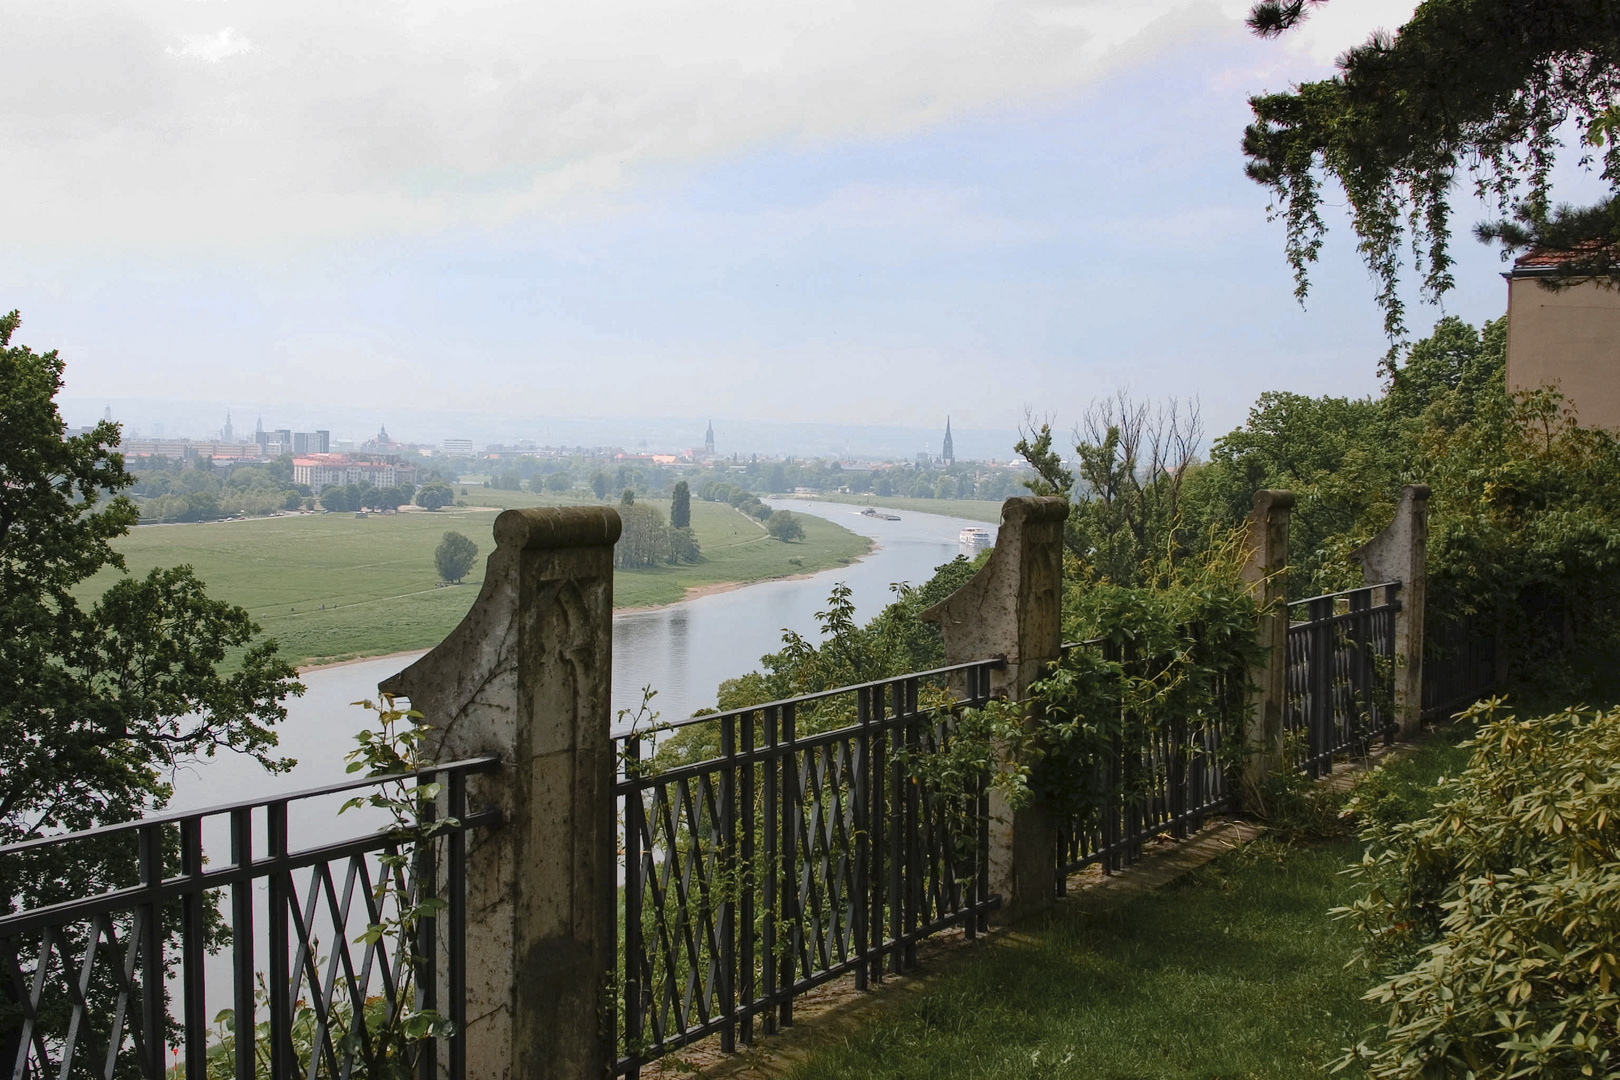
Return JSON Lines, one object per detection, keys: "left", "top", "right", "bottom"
{"left": 166, "top": 27, "right": 256, "bottom": 63}
{"left": 0, "top": 0, "right": 1416, "bottom": 249}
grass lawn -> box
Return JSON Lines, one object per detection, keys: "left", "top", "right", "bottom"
{"left": 788, "top": 735, "right": 1476, "bottom": 1080}
{"left": 783, "top": 493, "right": 1006, "bottom": 524}
{"left": 85, "top": 497, "right": 868, "bottom": 667}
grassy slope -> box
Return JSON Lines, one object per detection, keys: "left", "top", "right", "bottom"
{"left": 789, "top": 734, "right": 1478, "bottom": 1080}
{"left": 85, "top": 496, "right": 868, "bottom": 667}
{"left": 783, "top": 493, "right": 1005, "bottom": 524}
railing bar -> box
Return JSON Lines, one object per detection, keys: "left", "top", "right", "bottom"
{"left": 779, "top": 701, "right": 798, "bottom": 1028}
{"left": 448, "top": 769, "right": 468, "bottom": 1080}
{"left": 0, "top": 813, "right": 499, "bottom": 937}
{"left": 0, "top": 757, "right": 501, "bottom": 857}
{"left": 610, "top": 660, "right": 1008, "bottom": 739}
{"left": 622, "top": 735, "right": 643, "bottom": 1080}
{"left": 761, "top": 707, "right": 777, "bottom": 1037}
{"left": 137, "top": 824, "right": 165, "bottom": 1080}
{"left": 718, "top": 716, "right": 737, "bottom": 1055}
{"left": 738, "top": 710, "right": 756, "bottom": 1046}
{"left": 231, "top": 808, "right": 256, "bottom": 1080}
{"left": 180, "top": 818, "right": 207, "bottom": 1080}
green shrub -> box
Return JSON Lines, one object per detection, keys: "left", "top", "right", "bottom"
{"left": 1335, "top": 701, "right": 1620, "bottom": 1079}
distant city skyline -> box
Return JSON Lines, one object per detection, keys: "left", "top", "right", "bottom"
{"left": 65, "top": 397, "right": 1022, "bottom": 463}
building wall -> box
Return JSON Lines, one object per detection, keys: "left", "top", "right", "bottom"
{"left": 1506, "top": 275, "right": 1620, "bottom": 430}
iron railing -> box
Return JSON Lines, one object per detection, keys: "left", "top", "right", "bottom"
{"left": 613, "top": 659, "right": 1001, "bottom": 1078}
{"left": 1052, "top": 640, "right": 1245, "bottom": 886}
{"left": 1284, "top": 583, "right": 1400, "bottom": 777}
{"left": 0, "top": 756, "right": 499, "bottom": 1080}
{"left": 1423, "top": 608, "right": 1496, "bottom": 721}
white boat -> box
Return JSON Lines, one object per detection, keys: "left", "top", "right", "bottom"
{"left": 959, "top": 527, "right": 992, "bottom": 550}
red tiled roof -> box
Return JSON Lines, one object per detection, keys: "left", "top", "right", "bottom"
{"left": 1513, "top": 240, "right": 1611, "bottom": 269}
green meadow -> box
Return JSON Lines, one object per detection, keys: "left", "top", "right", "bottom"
{"left": 85, "top": 493, "right": 870, "bottom": 667}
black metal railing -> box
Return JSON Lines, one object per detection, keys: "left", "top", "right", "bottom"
{"left": 1422, "top": 608, "right": 1496, "bottom": 720}
{"left": 0, "top": 756, "right": 499, "bottom": 1080}
{"left": 1052, "top": 640, "right": 1245, "bottom": 886}
{"left": 613, "top": 660, "right": 1001, "bottom": 1078}
{"left": 1284, "top": 583, "right": 1400, "bottom": 776}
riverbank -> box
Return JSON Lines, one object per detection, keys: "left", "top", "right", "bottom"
{"left": 86, "top": 497, "right": 871, "bottom": 668}
{"left": 782, "top": 492, "right": 1005, "bottom": 523}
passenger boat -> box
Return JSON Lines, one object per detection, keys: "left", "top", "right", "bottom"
{"left": 958, "top": 527, "right": 992, "bottom": 550}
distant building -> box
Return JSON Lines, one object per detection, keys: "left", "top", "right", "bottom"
{"left": 291, "top": 453, "right": 418, "bottom": 494}
{"left": 118, "top": 438, "right": 262, "bottom": 461}
{"left": 291, "top": 431, "right": 330, "bottom": 455}
{"left": 704, "top": 420, "right": 715, "bottom": 456}
{"left": 364, "top": 424, "right": 403, "bottom": 452}
{"left": 443, "top": 438, "right": 476, "bottom": 454}
{"left": 222, "top": 410, "right": 234, "bottom": 443}
{"left": 942, "top": 416, "right": 954, "bottom": 466}
{"left": 1506, "top": 249, "right": 1620, "bottom": 430}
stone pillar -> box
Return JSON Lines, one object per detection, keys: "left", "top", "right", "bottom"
{"left": 920, "top": 495, "right": 1068, "bottom": 920}
{"left": 1238, "top": 490, "right": 1293, "bottom": 793}
{"left": 379, "top": 506, "right": 621, "bottom": 1080}
{"left": 1354, "top": 484, "right": 1429, "bottom": 739}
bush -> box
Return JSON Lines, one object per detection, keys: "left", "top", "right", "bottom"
{"left": 766, "top": 510, "right": 804, "bottom": 541}
{"left": 1335, "top": 701, "right": 1620, "bottom": 1079}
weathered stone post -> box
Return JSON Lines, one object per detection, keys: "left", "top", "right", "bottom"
{"left": 379, "top": 506, "right": 621, "bottom": 1080}
{"left": 921, "top": 495, "right": 1068, "bottom": 920}
{"left": 1353, "top": 484, "right": 1429, "bottom": 739}
{"left": 1239, "top": 490, "right": 1294, "bottom": 791}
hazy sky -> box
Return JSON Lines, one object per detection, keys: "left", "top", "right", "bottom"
{"left": 3, "top": 0, "right": 1603, "bottom": 447}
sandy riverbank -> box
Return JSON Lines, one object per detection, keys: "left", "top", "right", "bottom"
{"left": 297, "top": 538, "right": 876, "bottom": 670}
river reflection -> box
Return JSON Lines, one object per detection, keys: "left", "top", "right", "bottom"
{"left": 167, "top": 499, "right": 995, "bottom": 813}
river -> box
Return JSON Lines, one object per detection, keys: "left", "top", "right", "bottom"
{"left": 165, "top": 499, "right": 996, "bottom": 813}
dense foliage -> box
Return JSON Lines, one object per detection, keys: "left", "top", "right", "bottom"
{"left": 1187, "top": 314, "right": 1620, "bottom": 698}
{"left": 0, "top": 310, "right": 301, "bottom": 849}
{"left": 614, "top": 503, "right": 700, "bottom": 569}
{"left": 130, "top": 455, "right": 307, "bottom": 522}
{"left": 1244, "top": 0, "right": 1620, "bottom": 341}
{"left": 1, "top": 312, "right": 303, "bottom": 1073}
{"left": 1336, "top": 701, "right": 1620, "bottom": 1078}
{"left": 765, "top": 510, "right": 804, "bottom": 541}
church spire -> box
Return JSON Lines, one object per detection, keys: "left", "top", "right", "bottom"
{"left": 942, "top": 416, "right": 954, "bottom": 466}
{"left": 704, "top": 419, "right": 715, "bottom": 455}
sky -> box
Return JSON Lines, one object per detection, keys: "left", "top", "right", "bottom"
{"left": 2, "top": 0, "right": 1607, "bottom": 454}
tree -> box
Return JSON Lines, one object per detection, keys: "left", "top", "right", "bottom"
{"left": 766, "top": 510, "right": 805, "bottom": 542}
{"left": 321, "top": 484, "right": 356, "bottom": 512}
{"left": 434, "top": 531, "right": 478, "bottom": 583}
{"left": 591, "top": 472, "right": 610, "bottom": 500}
{"left": 670, "top": 480, "right": 691, "bottom": 529}
{"left": 621, "top": 488, "right": 636, "bottom": 506}
{"left": 1015, "top": 395, "right": 1202, "bottom": 587}
{"left": 415, "top": 480, "right": 454, "bottom": 510}
{"left": 615, "top": 504, "right": 673, "bottom": 568}
{"left": 1244, "top": 0, "right": 1620, "bottom": 344}
{"left": 0, "top": 307, "right": 301, "bottom": 875}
